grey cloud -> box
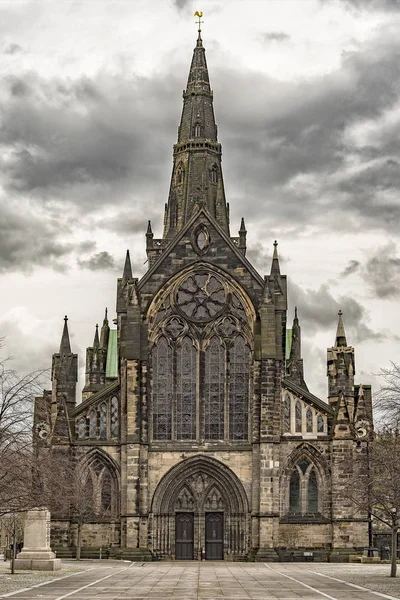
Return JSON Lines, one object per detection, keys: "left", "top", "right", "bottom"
{"left": 339, "top": 0, "right": 400, "bottom": 11}
{"left": 173, "top": 0, "right": 192, "bottom": 9}
{"left": 289, "top": 281, "right": 385, "bottom": 343}
{"left": 262, "top": 32, "right": 290, "bottom": 42}
{"left": 78, "top": 251, "right": 116, "bottom": 271}
{"left": 4, "top": 43, "right": 23, "bottom": 55}
{"left": 341, "top": 260, "right": 360, "bottom": 277}
{"left": 363, "top": 242, "right": 400, "bottom": 298}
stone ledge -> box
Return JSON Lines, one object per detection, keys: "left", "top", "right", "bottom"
{"left": 14, "top": 558, "right": 62, "bottom": 571}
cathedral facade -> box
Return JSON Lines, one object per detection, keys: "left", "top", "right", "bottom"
{"left": 34, "top": 32, "right": 373, "bottom": 561}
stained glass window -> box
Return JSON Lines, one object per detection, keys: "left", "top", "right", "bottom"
{"left": 289, "top": 470, "right": 300, "bottom": 513}
{"left": 99, "top": 404, "right": 107, "bottom": 439}
{"left": 176, "top": 337, "right": 197, "bottom": 440}
{"left": 89, "top": 410, "right": 97, "bottom": 438}
{"left": 77, "top": 417, "right": 86, "bottom": 439}
{"left": 110, "top": 397, "right": 119, "bottom": 437}
{"left": 308, "top": 470, "right": 318, "bottom": 513}
{"left": 306, "top": 408, "right": 313, "bottom": 433}
{"left": 317, "top": 415, "right": 324, "bottom": 433}
{"left": 152, "top": 337, "right": 173, "bottom": 440}
{"left": 284, "top": 395, "right": 291, "bottom": 431}
{"left": 295, "top": 402, "right": 302, "bottom": 432}
{"left": 229, "top": 336, "right": 249, "bottom": 440}
{"left": 205, "top": 336, "right": 225, "bottom": 440}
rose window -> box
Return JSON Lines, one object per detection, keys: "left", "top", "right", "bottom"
{"left": 175, "top": 273, "right": 226, "bottom": 322}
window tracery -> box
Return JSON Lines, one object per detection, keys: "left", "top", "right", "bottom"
{"left": 150, "top": 268, "right": 254, "bottom": 443}
{"left": 288, "top": 459, "right": 320, "bottom": 516}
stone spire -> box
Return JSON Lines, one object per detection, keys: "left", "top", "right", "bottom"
{"left": 270, "top": 240, "right": 281, "bottom": 276}
{"left": 93, "top": 324, "right": 99, "bottom": 348}
{"left": 123, "top": 249, "right": 132, "bottom": 281}
{"left": 335, "top": 310, "right": 347, "bottom": 347}
{"left": 286, "top": 307, "right": 308, "bottom": 390}
{"left": 59, "top": 315, "right": 71, "bottom": 355}
{"left": 99, "top": 307, "right": 110, "bottom": 349}
{"left": 163, "top": 32, "right": 229, "bottom": 239}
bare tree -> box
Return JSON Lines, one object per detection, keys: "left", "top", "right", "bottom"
{"left": 374, "top": 362, "right": 400, "bottom": 426}
{"left": 0, "top": 343, "right": 49, "bottom": 515}
{"left": 346, "top": 429, "right": 400, "bottom": 577}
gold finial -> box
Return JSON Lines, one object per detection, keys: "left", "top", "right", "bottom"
{"left": 194, "top": 10, "right": 203, "bottom": 32}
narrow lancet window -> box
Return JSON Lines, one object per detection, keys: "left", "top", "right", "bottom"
{"left": 308, "top": 470, "right": 318, "bottom": 513}
{"left": 89, "top": 410, "right": 97, "bottom": 438}
{"left": 110, "top": 397, "right": 119, "bottom": 437}
{"left": 317, "top": 415, "right": 324, "bottom": 433}
{"left": 176, "top": 337, "right": 197, "bottom": 440}
{"left": 284, "top": 395, "right": 291, "bottom": 432}
{"left": 289, "top": 470, "right": 300, "bottom": 514}
{"left": 306, "top": 408, "right": 313, "bottom": 433}
{"left": 152, "top": 337, "right": 173, "bottom": 440}
{"left": 204, "top": 336, "right": 225, "bottom": 440}
{"left": 99, "top": 404, "right": 107, "bottom": 439}
{"left": 229, "top": 336, "right": 249, "bottom": 440}
{"left": 295, "top": 402, "right": 302, "bottom": 432}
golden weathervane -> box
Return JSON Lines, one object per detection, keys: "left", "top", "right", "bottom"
{"left": 194, "top": 11, "right": 203, "bottom": 33}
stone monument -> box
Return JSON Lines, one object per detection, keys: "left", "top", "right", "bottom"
{"left": 15, "top": 508, "right": 61, "bottom": 570}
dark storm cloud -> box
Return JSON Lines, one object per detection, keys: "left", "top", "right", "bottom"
{"left": 78, "top": 251, "right": 116, "bottom": 271}
{"left": 262, "top": 32, "right": 290, "bottom": 42}
{"left": 0, "top": 70, "right": 180, "bottom": 210}
{"left": 214, "top": 25, "right": 400, "bottom": 233}
{"left": 289, "top": 281, "right": 385, "bottom": 343}
{"left": 341, "top": 260, "right": 360, "bottom": 277}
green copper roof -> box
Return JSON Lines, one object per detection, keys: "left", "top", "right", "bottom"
{"left": 106, "top": 329, "right": 118, "bottom": 379}
{"left": 286, "top": 329, "right": 292, "bottom": 361}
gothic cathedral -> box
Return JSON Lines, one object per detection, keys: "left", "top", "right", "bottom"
{"left": 34, "top": 31, "right": 373, "bottom": 561}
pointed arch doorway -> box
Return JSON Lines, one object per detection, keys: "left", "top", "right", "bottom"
{"left": 150, "top": 456, "right": 249, "bottom": 560}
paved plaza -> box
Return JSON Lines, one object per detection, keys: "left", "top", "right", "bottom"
{"left": 1, "top": 562, "right": 400, "bottom": 600}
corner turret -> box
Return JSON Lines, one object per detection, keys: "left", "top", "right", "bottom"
{"left": 327, "top": 310, "right": 355, "bottom": 411}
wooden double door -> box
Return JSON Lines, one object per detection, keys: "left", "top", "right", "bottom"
{"left": 175, "top": 512, "right": 224, "bottom": 560}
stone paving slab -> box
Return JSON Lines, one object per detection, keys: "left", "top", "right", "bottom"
{"left": 0, "top": 561, "right": 399, "bottom": 600}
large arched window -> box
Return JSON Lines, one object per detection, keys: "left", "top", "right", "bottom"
{"left": 204, "top": 337, "right": 225, "bottom": 440}
{"left": 287, "top": 458, "right": 321, "bottom": 517}
{"left": 152, "top": 337, "right": 173, "bottom": 440}
{"left": 176, "top": 337, "right": 197, "bottom": 440}
{"left": 149, "top": 270, "right": 254, "bottom": 443}
{"left": 229, "top": 336, "right": 250, "bottom": 440}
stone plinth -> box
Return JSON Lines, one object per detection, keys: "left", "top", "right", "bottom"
{"left": 15, "top": 509, "right": 61, "bottom": 571}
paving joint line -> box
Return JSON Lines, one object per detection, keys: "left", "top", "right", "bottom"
{"left": 312, "top": 570, "right": 400, "bottom": 600}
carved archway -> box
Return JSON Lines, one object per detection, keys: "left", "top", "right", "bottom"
{"left": 149, "top": 455, "right": 250, "bottom": 559}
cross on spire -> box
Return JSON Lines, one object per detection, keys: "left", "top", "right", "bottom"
{"left": 194, "top": 10, "right": 203, "bottom": 33}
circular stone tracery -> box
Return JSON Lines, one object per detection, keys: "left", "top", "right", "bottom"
{"left": 175, "top": 272, "right": 227, "bottom": 322}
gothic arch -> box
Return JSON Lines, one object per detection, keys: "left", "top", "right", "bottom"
{"left": 151, "top": 455, "right": 249, "bottom": 515}
{"left": 281, "top": 443, "right": 331, "bottom": 518}
{"left": 78, "top": 449, "right": 120, "bottom": 518}
{"left": 150, "top": 455, "right": 250, "bottom": 559}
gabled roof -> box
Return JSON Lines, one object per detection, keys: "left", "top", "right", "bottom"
{"left": 283, "top": 378, "right": 334, "bottom": 416}
{"left": 70, "top": 380, "right": 120, "bottom": 417}
{"left": 139, "top": 205, "right": 265, "bottom": 291}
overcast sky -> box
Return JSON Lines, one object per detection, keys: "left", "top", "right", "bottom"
{"left": 0, "top": 0, "right": 399, "bottom": 400}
